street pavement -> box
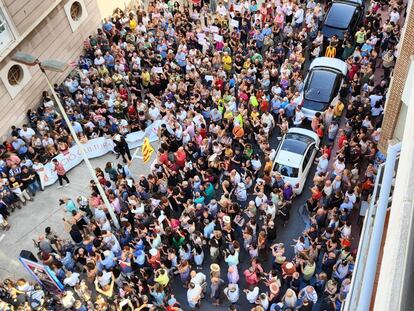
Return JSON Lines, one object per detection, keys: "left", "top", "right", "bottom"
{"left": 0, "top": 146, "right": 158, "bottom": 280}
{"left": 0, "top": 136, "right": 313, "bottom": 310}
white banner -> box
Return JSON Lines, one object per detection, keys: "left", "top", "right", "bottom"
{"left": 42, "top": 120, "right": 162, "bottom": 186}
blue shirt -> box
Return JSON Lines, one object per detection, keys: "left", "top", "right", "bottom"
{"left": 104, "top": 54, "right": 115, "bottom": 67}
{"left": 261, "top": 27, "right": 272, "bottom": 37}
{"left": 175, "top": 52, "right": 187, "bottom": 67}
{"left": 100, "top": 252, "right": 116, "bottom": 270}
{"left": 61, "top": 251, "right": 75, "bottom": 271}
{"left": 103, "top": 22, "right": 113, "bottom": 32}
{"left": 271, "top": 98, "right": 281, "bottom": 112}
{"left": 203, "top": 221, "right": 215, "bottom": 238}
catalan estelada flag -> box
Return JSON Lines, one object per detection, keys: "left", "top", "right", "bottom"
{"left": 142, "top": 137, "right": 154, "bottom": 163}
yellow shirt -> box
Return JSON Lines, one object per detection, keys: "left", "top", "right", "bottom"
{"left": 224, "top": 110, "right": 233, "bottom": 120}
{"left": 142, "top": 71, "right": 150, "bottom": 86}
{"left": 154, "top": 273, "right": 169, "bottom": 287}
{"left": 334, "top": 101, "right": 344, "bottom": 117}
{"left": 129, "top": 19, "right": 138, "bottom": 31}
{"left": 235, "top": 114, "right": 244, "bottom": 128}
{"left": 251, "top": 110, "right": 260, "bottom": 119}
{"left": 222, "top": 55, "right": 232, "bottom": 71}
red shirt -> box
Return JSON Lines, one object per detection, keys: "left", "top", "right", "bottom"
{"left": 338, "top": 134, "right": 347, "bottom": 150}
{"left": 158, "top": 152, "right": 168, "bottom": 165}
{"left": 175, "top": 150, "right": 186, "bottom": 167}
{"left": 215, "top": 79, "right": 224, "bottom": 91}
{"left": 260, "top": 99, "right": 269, "bottom": 112}
{"left": 316, "top": 127, "right": 324, "bottom": 139}
{"left": 119, "top": 88, "right": 128, "bottom": 100}
{"left": 243, "top": 269, "right": 259, "bottom": 285}
{"left": 199, "top": 128, "right": 207, "bottom": 139}
{"left": 321, "top": 146, "right": 332, "bottom": 159}
{"left": 54, "top": 162, "right": 66, "bottom": 176}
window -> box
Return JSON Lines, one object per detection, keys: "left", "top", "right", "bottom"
{"left": 0, "top": 9, "right": 14, "bottom": 53}
{"left": 0, "top": 62, "right": 32, "bottom": 99}
{"left": 70, "top": 2, "right": 82, "bottom": 21}
{"left": 302, "top": 145, "right": 314, "bottom": 173}
{"left": 64, "top": 0, "right": 88, "bottom": 32}
{"left": 7, "top": 65, "right": 23, "bottom": 85}
{"left": 274, "top": 163, "right": 299, "bottom": 178}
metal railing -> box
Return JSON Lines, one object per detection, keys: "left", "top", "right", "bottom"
{"left": 342, "top": 147, "right": 400, "bottom": 311}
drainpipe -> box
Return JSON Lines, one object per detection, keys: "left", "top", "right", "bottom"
{"left": 357, "top": 141, "right": 402, "bottom": 311}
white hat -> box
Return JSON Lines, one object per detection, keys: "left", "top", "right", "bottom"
{"left": 149, "top": 249, "right": 158, "bottom": 256}
{"left": 223, "top": 216, "right": 231, "bottom": 224}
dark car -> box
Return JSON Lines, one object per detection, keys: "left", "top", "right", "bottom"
{"left": 299, "top": 57, "right": 348, "bottom": 120}
{"left": 322, "top": 0, "right": 365, "bottom": 40}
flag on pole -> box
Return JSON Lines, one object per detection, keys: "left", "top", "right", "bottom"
{"left": 142, "top": 137, "right": 154, "bottom": 163}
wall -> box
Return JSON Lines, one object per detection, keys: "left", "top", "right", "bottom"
{"left": 3, "top": 0, "right": 57, "bottom": 35}
{"left": 0, "top": 0, "right": 102, "bottom": 138}
{"left": 378, "top": 2, "right": 414, "bottom": 154}
{"left": 95, "top": 0, "right": 135, "bottom": 19}
{"left": 373, "top": 59, "right": 414, "bottom": 310}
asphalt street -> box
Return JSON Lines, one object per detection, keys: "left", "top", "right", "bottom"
{"left": 167, "top": 127, "right": 317, "bottom": 310}
{"left": 0, "top": 133, "right": 315, "bottom": 310}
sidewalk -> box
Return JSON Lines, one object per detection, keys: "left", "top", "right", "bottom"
{"left": 0, "top": 147, "right": 157, "bottom": 279}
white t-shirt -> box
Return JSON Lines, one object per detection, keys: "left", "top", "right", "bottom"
{"left": 390, "top": 11, "right": 400, "bottom": 23}
{"left": 187, "top": 284, "right": 202, "bottom": 304}
{"left": 246, "top": 286, "right": 259, "bottom": 303}
{"left": 317, "top": 157, "right": 329, "bottom": 173}
{"left": 293, "top": 110, "right": 305, "bottom": 125}
{"left": 19, "top": 128, "right": 36, "bottom": 141}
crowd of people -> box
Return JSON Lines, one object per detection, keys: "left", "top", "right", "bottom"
{"left": 0, "top": 0, "right": 406, "bottom": 309}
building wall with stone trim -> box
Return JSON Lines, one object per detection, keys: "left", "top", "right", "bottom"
{"left": 379, "top": 1, "right": 414, "bottom": 154}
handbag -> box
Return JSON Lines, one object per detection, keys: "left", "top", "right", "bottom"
{"left": 264, "top": 36, "right": 274, "bottom": 46}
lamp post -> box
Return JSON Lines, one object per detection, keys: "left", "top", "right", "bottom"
{"left": 12, "top": 52, "right": 120, "bottom": 229}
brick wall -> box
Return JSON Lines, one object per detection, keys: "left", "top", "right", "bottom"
{"left": 378, "top": 3, "right": 414, "bottom": 154}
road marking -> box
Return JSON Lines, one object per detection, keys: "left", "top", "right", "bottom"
{"left": 0, "top": 234, "right": 5, "bottom": 242}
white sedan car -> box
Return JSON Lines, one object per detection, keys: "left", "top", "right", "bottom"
{"left": 273, "top": 128, "right": 320, "bottom": 195}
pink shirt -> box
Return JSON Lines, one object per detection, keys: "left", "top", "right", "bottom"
{"left": 54, "top": 162, "right": 66, "bottom": 175}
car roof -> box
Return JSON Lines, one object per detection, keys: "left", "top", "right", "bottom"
{"left": 280, "top": 130, "right": 317, "bottom": 155}
{"left": 310, "top": 57, "right": 348, "bottom": 76}
{"left": 305, "top": 70, "right": 338, "bottom": 103}
{"left": 276, "top": 150, "right": 303, "bottom": 168}
{"left": 333, "top": 0, "right": 363, "bottom": 6}
{"left": 275, "top": 128, "right": 319, "bottom": 168}
{"left": 285, "top": 127, "right": 320, "bottom": 144}
{"left": 325, "top": 2, "right": 357, "bottom": 30}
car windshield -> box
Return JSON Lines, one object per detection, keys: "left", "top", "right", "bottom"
{"left": 274, "top": 163, "right": 299, "bottom": 178}
{"left": 304, "top": 70, "right": 337, "bottom": 103}
{"left": 325, "top": 3, "right": 356, "bottom": 29}
{"left": 303, "top": 99, "right": 330, "bottom": 113}
{"left": 281, "top": 133, "right": 314, "bottom": 154}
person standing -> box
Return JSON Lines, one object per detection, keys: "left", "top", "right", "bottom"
{"left": 187, "top": 282, "right": 202, "bottom": 310}
{"left": 52, "top": 159, "right": 70, "bottom": 188}
{"left": 224, "top": 283, "right": 240, "bottom": 305}
{"left": 32, "top": 158, "right": 46, "bottom": 190}
{"left": 112, "top": 133, "right": 132, "bottom": 163}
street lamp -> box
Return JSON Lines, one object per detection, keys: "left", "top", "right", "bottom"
{"left": 12, "top": 52, "right": 120, "bottom": 229}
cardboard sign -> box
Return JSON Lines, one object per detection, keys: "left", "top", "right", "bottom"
{"left": 210, "top": 25, "right": 219, "bottom": 33}
{"left": 213, "top": 34, "right": 224, "bottom": 42}
{"left": 198, "top": 37, "right": 208, "bottom": 45}
{"left": 19, "top": 257, "right": 64, "bottom": 294}
{"left": 230, "top": 19, "right": 239, "bottom": 28}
